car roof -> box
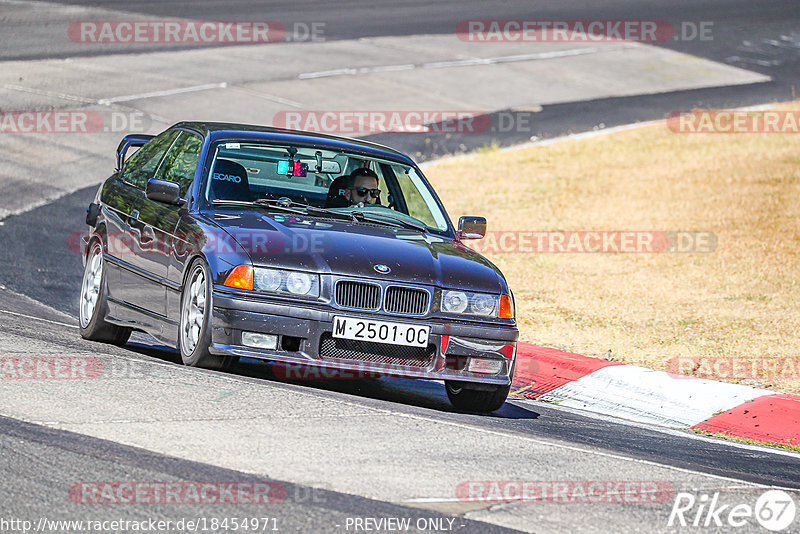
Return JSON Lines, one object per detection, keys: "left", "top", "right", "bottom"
{"left": 172, "top": 121, "right": 415, "bottom": 165}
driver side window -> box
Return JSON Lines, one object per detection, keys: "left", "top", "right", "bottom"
{"left": 121, "top": 130, "right": 180, "bottom": 189}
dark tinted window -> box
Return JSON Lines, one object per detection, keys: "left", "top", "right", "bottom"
{"left": 121, "top": 129, "right": 179, "bottom": 189}
{"left": 156, "top": 131, "right": 203, "bottom": 196}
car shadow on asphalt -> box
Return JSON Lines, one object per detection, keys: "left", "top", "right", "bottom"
{"left": 121, "top": 333, "right": 539, "bottom": 420}
{"left": 232, "top": 358, "right": 540, "bottom": 420}
{"left": 124, "top": 336, "right": 183, "bottom": 365}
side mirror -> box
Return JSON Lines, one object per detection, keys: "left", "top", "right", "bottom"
{"left": 146, "top": 178, "right": 185, "bottom": 206}
{"left": 116, "top": 134, "right": 154, "bottom": 171}
{"left": 457, "top": 216, "right": 487, "bottom": 240}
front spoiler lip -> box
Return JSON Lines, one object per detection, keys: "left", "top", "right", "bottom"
{"left": 209, "top": 343, "right": 512, "bottom": 386}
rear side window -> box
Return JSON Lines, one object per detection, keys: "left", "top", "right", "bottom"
{"left": 121, "top": 129, "right": 180, "bottom": 189}
{"left": 155, "top": 131, "right": 203, "bottom": 196}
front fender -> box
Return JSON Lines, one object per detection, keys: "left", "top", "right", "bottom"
{"left": 169, "top": 212, "right": 254, "bottom": 291}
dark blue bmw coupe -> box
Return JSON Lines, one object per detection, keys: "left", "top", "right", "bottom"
{"left": 79, "top": 122, "right": 518, "bottom": 412}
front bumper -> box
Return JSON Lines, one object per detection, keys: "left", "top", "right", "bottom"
{"left": 209, "top": 291, "right": 518, "bottom": 386}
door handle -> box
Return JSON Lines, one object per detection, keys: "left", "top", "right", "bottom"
{"left": 140, "top": 225, "right": 156, "bottom": 248}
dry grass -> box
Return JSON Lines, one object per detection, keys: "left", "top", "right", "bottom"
{"left": 425, "top": 102, "right": 800, "bottom": 393}
{"left": 691, "top": 430, "right": 800, "bottom": 452}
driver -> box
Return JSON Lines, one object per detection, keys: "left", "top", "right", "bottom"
{"left": 343, "top": 168, "right": 381, "bottom": 206}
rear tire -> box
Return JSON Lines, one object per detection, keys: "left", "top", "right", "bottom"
{"left": 445, "top": 381, "right": 510, "bottom": 413}
{"left": 179, "top": 259, "right": 236, "bottom": 370}
{"left": 79, "top": 240, "right": 132, "bottom": 345}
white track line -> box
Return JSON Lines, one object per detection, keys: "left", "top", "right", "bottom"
{"left": 512, "top": 397, "right": 800, "bottom": 460}
{"left": 386, "top": 410, "right": 796, "bottom": 491}
{"left": 0, "top": 308, "right": 75, "bottom": 328}
{"left": 2, "top": 84, "right": 95, "bottom": 104}
{"left": 503, "top": 102, "right": 784, "bottom": 150}
{"left": 298, "top": 46, "right": 622, "bottom": 79}
{"left": 228, "top": 86, "right": 305, "bottom": 108}
{"left": 97, "top": 82, "right": 228, "bottom": 105}
{"left": 420, "top": 103, "right": 789, "bottom": 170}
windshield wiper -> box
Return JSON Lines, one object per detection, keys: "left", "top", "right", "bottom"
{"left": 212, "top": 199, "right": 426, "bottom": 232}
{"left": 351, "top": 211, "right": 427, "bottom": 233}
{"left": 213, "top": 198, "right": 354, "bottom": 220}
{"left": 212, "top": 198, "right": 307, "bottom": 216}
{"left": 254, "top": 198, "right": 358, "bottom": 222}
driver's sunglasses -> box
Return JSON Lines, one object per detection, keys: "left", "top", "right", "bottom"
{"left": 350, "top": 187, "right": 381, "bottom": 198}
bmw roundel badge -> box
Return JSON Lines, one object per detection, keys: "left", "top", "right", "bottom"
{"left": 374, "top": 264, "right": 391, "bottom": 274}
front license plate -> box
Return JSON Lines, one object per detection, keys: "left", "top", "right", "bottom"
{"left": 332, "top": 316, "right": 430, "bottom": 347}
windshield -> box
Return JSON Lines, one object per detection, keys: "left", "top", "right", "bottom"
{"left": 203, "top": 141, "right": 451, "bottom": 233}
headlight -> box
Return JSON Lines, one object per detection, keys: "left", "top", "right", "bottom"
{"left": 442, "top": 291, "right": 469, "bottom": 313}
{"left": 286, "top": 271, "right": 313, "bottom": 295}
{"left": 253, "top": 267, "right": 320, "bottom": 297}
{"left": 254, "top": 268, "right": 281, "bottom": 292}
{"left": 441, "top": 290, "right": 501, "bottom": 317}
{"left": 471, "top": 293, "right": 496, "bottom": 315}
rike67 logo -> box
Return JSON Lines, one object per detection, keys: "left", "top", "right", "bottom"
{"left": 668, "top": 490, "right": 797, "bottom": 531}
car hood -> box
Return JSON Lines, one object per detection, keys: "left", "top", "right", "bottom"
{"left": 210, "top": 210, "right": 506, "bottom": 292}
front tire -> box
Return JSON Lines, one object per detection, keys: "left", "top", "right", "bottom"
{"left": 179, "top": 259, "right": 236, "bottom": 370}
{"left": 445, "top": 381, "right": 510, "bottom": 413}
{"left": 79, "top": 240, "right": 131, "bottom": 345}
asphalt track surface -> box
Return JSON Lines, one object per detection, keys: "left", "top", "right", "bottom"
{"left": 0, "top": 415, "right": 521, "bottom": 534}
{"left": 1, "top": 287, "right": 799, "bottom": 533}
{"left": 2, "top": 1, "right": 800, "bottom": 532}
